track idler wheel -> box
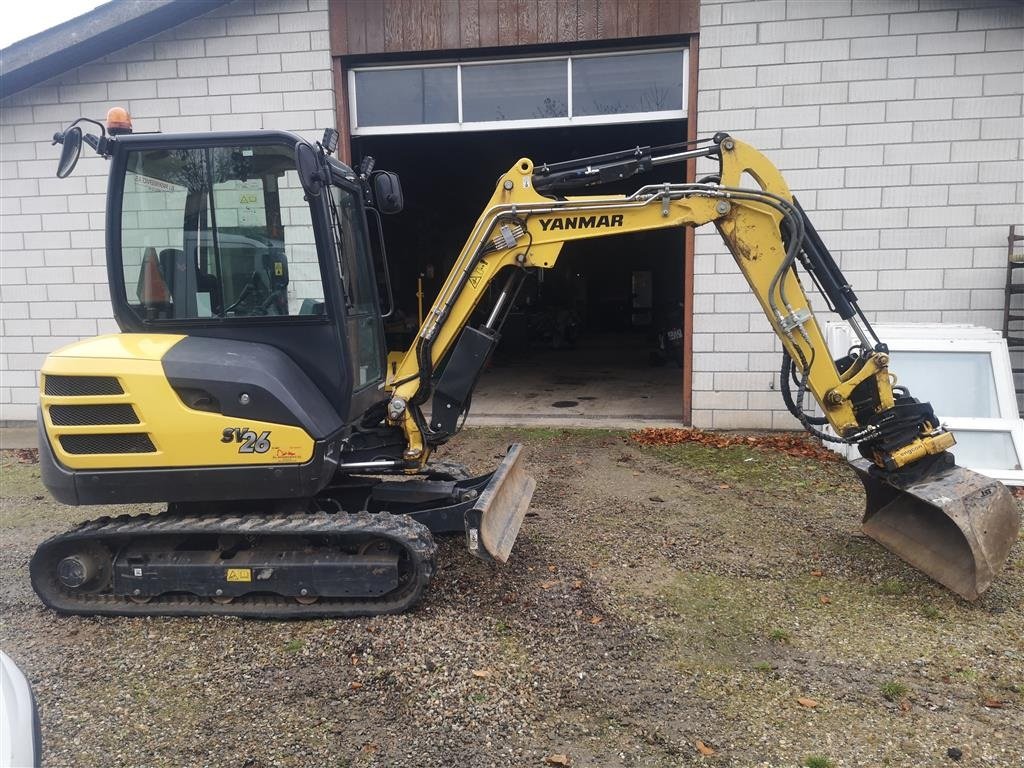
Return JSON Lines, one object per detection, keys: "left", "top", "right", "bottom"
{"left": 55, "top": 543, "right": 111, "bottom": 594}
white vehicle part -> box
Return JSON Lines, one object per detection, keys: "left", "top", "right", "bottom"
{"left": 1, "top": 651, "right": 40, "bottom": 768}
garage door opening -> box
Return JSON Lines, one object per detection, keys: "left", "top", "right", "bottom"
{"left": 353, "top": 119, "right": 688, "bottom": 423}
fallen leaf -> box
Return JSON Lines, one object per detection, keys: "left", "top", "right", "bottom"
{"left": 899, "top": 697, "right": 911, "bottom": 712}
{"left": 796, "top": 697, "right": 819, "bottom": 708}
{"left": 819, "top": 595, "right": 831, "bottom": 605}
{"left": 349, "top": 681, "right": 363, "bottom": 690}
{"left": 695, "top": 740, "right": 715, "bottom": 756}
{"left": 810, "top": 569, "right": 823, "bottom": 577}
{"left": 629, "top": 428, "right": 842, "bottom": 463}
{"left": 717, "top": 483, "right": 730, "bottom": 489}
{"left": 589, "top": 615, "right": 603, "bottom": 624}
{"left": 983, "top": 698, "right": 1004, "bottom": 709}
{"left": 472, "top": 669, "right": 493, "bottom": 679}
{"left": 548, "top": 565, "right": 557, "bottom": 573}
{"left": 572, "top": 579, "right": 583, "bottom": 589}
{"left": 540, "top": 580, "right": 558, "bottom": 590}
{"left": 544, "top": 754, "right": 572, "bottom": 766}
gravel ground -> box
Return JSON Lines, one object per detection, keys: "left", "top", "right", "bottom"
{"left": 1, "top": 428, "right": 1022, "bottom": 768}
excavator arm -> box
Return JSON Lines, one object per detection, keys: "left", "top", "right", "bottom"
{"left": 386, "top": 133, "right": 1019, "bottom": 600}
{"left": 388, "top": 134, "right": 946, "bottom": 469}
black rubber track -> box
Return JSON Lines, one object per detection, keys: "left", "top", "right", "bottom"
{"left": 30, "top": 511, "right": 437, "bottom": 618}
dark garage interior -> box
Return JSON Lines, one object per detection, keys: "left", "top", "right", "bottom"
{"left": 352, "top": 119, "right": 688, "bottom": 421}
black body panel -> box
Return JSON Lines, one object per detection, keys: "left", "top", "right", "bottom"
{"left": 163, "top": 336, "right": 343, "bottom": 438}
{"left": 431, "top": 327, "right": 500, "bottom": 435}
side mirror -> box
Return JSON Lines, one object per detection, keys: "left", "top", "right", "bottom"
{"left": 294, "top": 141, "right": 323, "bottom": 197}
{"left": 372, "top": 171, "right": 403, "bottom": 214}
{"left": 55, "top": 126, "right": 83, "bottom": 178}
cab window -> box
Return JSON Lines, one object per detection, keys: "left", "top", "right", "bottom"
{"left": 119, "top": 144, "right": 326, "bottom": 320}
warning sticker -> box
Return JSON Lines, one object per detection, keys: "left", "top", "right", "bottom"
{"left": 226, "top": 568, "right": 252, "bottom": 583}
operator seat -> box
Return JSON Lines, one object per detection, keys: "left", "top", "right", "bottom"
{"left": 158, "top": 248, "right": 223, "bottom": 315}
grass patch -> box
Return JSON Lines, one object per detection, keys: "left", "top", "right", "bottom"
{"left": 874, "top": 578, "right": 910, "bottom": 596}
{"left": 768, "top": 628, "right": 791, "bottom": 644}
{"left": 283, "top": 638, "right": 303, "bottom": 653}
{"left": 804, "top": 757, "right": 833, "bottom": 768}
{"left": 880, "top": 681, "right": 908, "bottom": 701}
{"left": 920, "top": 604, "right": 943, "bottom": 620}
{"left": 657, "top": 573, "right": 767, "bottom": 665}
{"left": 952, "top": 667, "right": 977, "bottom": 682}
{"left": 754, "top": 661, "right": 773, "bottom": 673}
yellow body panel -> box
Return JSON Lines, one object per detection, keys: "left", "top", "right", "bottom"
{"left": 40, "top": 334, "right": 315, "bottom": 470}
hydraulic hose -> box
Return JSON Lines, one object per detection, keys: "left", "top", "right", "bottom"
{"left": 780, "top": 351, "right": 829, "bottom": 426}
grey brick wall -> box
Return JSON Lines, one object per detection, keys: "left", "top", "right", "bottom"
{"left": 2, "top": 0, "right": 1022, "bottom": 428}
{"left": 0, "top": 0, "right": 332, "bottom": 420}
{"left": 693, "top": 0, "right": 1024, "bottom": 430}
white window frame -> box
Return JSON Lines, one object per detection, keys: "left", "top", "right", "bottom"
{"left": 822, "top": 323, "right": 1024, "bottom": 484}
{"left": 348, "top": 47, "right": 689, "bottom": 136}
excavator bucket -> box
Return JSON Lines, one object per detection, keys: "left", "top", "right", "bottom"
{"left": 464, "top": 444, "right": 537, "bottom": 563}
{"left": 852, "top": 458, "right": 1020, "bottom": 601}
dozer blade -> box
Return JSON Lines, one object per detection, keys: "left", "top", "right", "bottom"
{"left": 464, "top": 443, "right": 537, "bottom": 563}
{"left": 852, "top": 457, "right": 1021, "bottom": 601}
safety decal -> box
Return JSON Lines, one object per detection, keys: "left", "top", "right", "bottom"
{"left": 226, "top": 568, "right": 252, "bottom": 583}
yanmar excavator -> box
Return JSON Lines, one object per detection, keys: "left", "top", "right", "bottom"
{"left": 30, "top": 109, "right": 1019, "bottom": 617}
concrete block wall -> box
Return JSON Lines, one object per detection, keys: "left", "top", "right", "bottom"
{"left": 0, "top": 0, "right": 333, "bottom": 421}
{"left": 692, "top": 0, "right": 1024, "bottom": 430}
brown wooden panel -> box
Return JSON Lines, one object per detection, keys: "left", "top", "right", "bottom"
{"left": 516, "top": 0, "right": 538, "bottom": 45}
{"left": 346, "top": 0, "right": 367, "bottom": 55}
{"left": 556, "top": 0, "right": 576, "bottom": 41}
{"left": 364, "top": 0, "right": 385, "bottom": 52}
{"left": 681, "top": 34, "right": 699, "bottom": 426}
{"left": 329, "top": 0, "right": 348, "bottom": 55}
{"left": 333, "top": 61, "right": 352, "bottom": 164}
{"left": 577, "top": 0, "right": 597, "bottom": 40}
{"left": 383, "top": 0, "right": 404, "bottom": 51}
{"left": 498, "top": 1, "right": 517, "bottom": 45}
{"left": 617, "top": 0, "right": 638, "bottom": 37}
{"left": 460, "top": 0, "right": 480, "bottom": 47}
{"left": 595, "top": 0, "right": 617, "bottom": 38}
{"left": 637, "top": 0, "right": 659, "bottom": 36}
{"left": 331, "top": 0, "right": 698, "bottom": 56}
{"left": 658, "top": 0, "right": 679, "bottom": 32}
{"left": 421, "top": 0, "right": 442, "bottom": 49}
{"left": 478, "top": 0, "right": 499, "bottom": 46}
{"left": 678, "top": 1, "right": 699, "bottom": 34}
{"left": 440, "top": 0, "right": 461, "bottom": 47}
{"left": 402, "top": 0, "right": 423, "bottom": 49}
{"left": 537, "top": 0, "right": 557, "bottom": 42}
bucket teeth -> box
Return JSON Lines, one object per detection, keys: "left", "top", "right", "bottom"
{"left": 852, "top": 458, "right": 1021, "bottom": 601}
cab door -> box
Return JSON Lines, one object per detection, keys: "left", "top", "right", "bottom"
{"left": 325, "top": 176, "right": 388, "bottom": 422}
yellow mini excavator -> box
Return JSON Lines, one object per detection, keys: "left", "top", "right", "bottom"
{"left": 30, "top": 110, "right": 1019, "bottom": 617}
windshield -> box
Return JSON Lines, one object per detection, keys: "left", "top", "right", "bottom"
{"left": 119, "top": 143, "right": 326, "bottom": 321}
